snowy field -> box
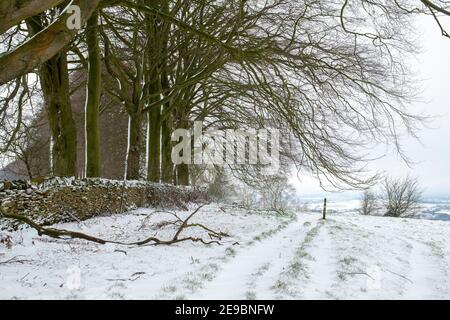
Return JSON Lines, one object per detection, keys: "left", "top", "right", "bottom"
{"left": 306, "top": 197, "right": 450, "bottom": 222}
{"left": 1, "top": 202, "right": 450, "bottom": 300}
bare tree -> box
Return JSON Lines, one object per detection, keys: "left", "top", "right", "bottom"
{"left": 233, "top": 173, "right": 295, "bottom": 212}
{"left": 383, "top": 176, "right": 423, "bottom": 217}
{"left": 260, "top": 176, "right": 296, "bottom": 212}
{"left": 359, "top": 189, "right": 378, "bottom": 215}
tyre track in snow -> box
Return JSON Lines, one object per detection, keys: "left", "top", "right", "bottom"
{"left": 295, "top": 222, "right": 338, "bottom": 299}
{"left": 332, "top": 216, "right": 450, "bottom": 299}
{"left": 190, "top": 214, "right": 319, "bottom": 300}
{"left": 177, "top": 213, "right": 450, "bottom": 300}
{"left": 402, "top": 238, "right": 447, "bottom": 299}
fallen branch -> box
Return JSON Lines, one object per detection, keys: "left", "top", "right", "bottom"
{"left": 138, "top": 208, "right": 229, "bottom": 240}
{"left": 0, "top": 205, "right": 225, "bottom": 247}
{"left": 138, "top": 209, "right": 180, "bottom": 230}
{"left": 65, "top": 211, "right": 82, "bottom": 224}
{"left": 0, "top": 255, "right": 33, "bottom": 265}
{"left": 185, "top": 223, "right": 229, "bottom": 240}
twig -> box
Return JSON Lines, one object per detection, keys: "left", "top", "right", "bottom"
{"left": 0, "top": 255, "right": 32, "bottom": 265}
{"left": 130, "top": 271, "right": 145, "bottom": 278}
{"left": 107, "top": 271, "right": 146, "bottom": 282}
{"left": 172, "top": 205, "right": 206, "bottom": 240}
{"left": 65, "top": 211, "right": 82, "bottom": 224}
{"left": 340, "top": 271, "right": 375, "bottom": 280}
{"left": 138, "top": 209, "right": 180, "bottom": 230}
{"left": 385, "top": 269, "right": 413, "bottom": 284}
{"left": 20, "top": 272, "right": 30, "bottom": 281}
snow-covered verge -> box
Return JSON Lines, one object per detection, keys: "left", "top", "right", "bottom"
{"left": 0, "top": 204, "right": 449, "bottom": 300}
{"left": 0, "top": 204, "right": 293, "bottom": 299}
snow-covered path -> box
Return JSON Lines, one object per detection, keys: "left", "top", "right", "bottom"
{"left": 182, "top": 212, "right": 450, "bottom": 299}
{"left": 1, "top": 205, "right": 450, "bottom": 299}
{"left": 191, "top": 215, "right": 318, "bottom": 299}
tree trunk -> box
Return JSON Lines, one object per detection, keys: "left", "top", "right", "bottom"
{"left": 40, "top": 51, "right": 77, "bottom": 177}
{"left": 144, "top": 0, "right": 164, "bottom": 183}
{"left": 177, "top": 163, "right": 190, "bottom": 186}
{"left": 161, "top": 112, "right": 173, "bottom": 183}
{"left": 26, "top": 15, "right": 77, "bottom": 177}
{"left": 160, "top": 36, "right": 173, "bottom": 183}
{"left": 85, "top": 11, "right": 101, "bottom": 177}
{"left": 127, "top": 111, "right": 143, "bottom": 180}
{"left": 175, "top": 115, "right": 190, "bottom": 186}
{"left": 147, "top": 106, "right": 161, "bottom": 182}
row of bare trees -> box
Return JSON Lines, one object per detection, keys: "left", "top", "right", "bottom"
{"left": 1, "top": 1, "right": 450, "bottom": 189}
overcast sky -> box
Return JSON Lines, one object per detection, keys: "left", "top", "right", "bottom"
{"left": 293, "top": 15, "right": 450, "bottom": 199}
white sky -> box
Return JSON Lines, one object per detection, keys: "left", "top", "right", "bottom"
{"left": 293, "top": 15, "right": 450, "bottom": 199}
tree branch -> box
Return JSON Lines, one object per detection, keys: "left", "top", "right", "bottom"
{"left": 0, "top": 204, "right": 225, "bottom": 246}
{"left": 0, "top": 0, "right": 65, "bottom": 34}
{"left": 0, "top": 0, "right": 101, "bottom": 85}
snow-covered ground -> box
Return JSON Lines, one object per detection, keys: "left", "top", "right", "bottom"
{"left": 1, "top": 203, "right": 449, "bottom": 299}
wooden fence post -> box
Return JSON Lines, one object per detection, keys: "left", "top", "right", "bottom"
{"left": 322, "top": 198, "right": 327, "bottom": 220}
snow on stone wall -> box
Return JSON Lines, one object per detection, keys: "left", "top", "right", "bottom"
{"left": 0, "top": 178, "right": 208, "bottom": 230}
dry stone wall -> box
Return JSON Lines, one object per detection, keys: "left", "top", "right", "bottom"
{"left": 0, "top": 178, "right": 208, "bottom": 230}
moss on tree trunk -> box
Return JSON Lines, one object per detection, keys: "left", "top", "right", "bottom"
{"left": 127, "top": 111, "right": 143, "bottom": 180}
{"left": 161, "top": 112, "right": 173, "bottom": 183}
{"left": 85, "top": 11, "right": 101, "bottom": 177}
{"left": 147, "top": 106, "right": 161, "bottom": 182}
{"left": 25, "top": 14, "right": 77, "bottom": 177}
{"left": 40, "top": 51, "right": 77, "bottom": 177}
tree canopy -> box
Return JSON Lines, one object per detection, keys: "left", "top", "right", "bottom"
{"left": 1, "top": 0, "right": 448, "bottom": 189}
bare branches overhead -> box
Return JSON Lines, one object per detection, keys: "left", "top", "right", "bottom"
{"left": 0, "top": 0, "right": 445, "bottom": 190}
{"left": 0, "top": 0, "right": 64, "bottom": 34}
{"left": 0, "top": 0, "right": 100, "bottom": 85}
